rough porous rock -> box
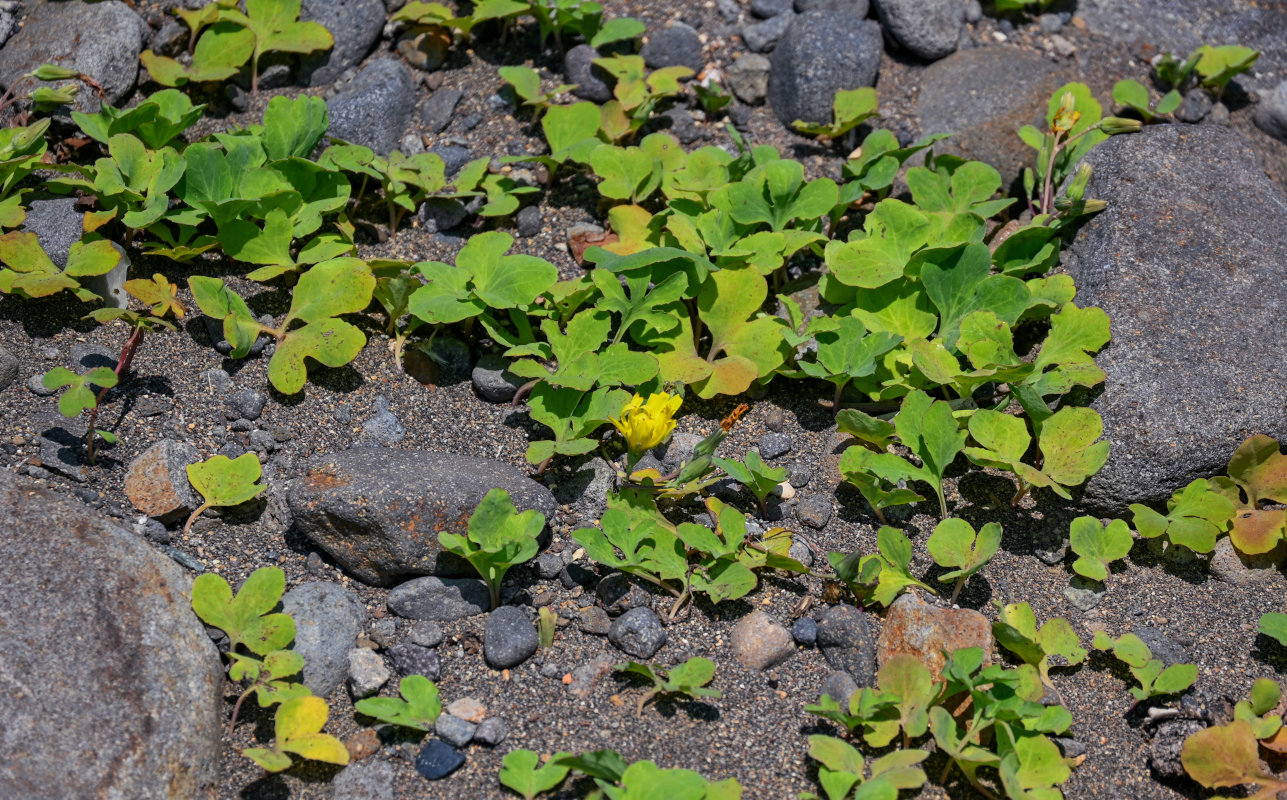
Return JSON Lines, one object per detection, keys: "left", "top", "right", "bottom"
{"left": 551, "top": 455, "right": 614, "bottom": 524}
{"left": 918, "top": 47, "right": 1066, "bottom": 189}
{"left": 388, "top": 642, "right": 442, "bottom": 679}
{"left": 877, "top": 593, "right": 993, "bottom": 681}
{"left": 1148, "top": 718, "right": 1206, "bottom": 779}
{"left": 473, "top": 716, "right": 509, "bottom": 746}
{"left": 281, "top": 581, "right": 366, "bottom": 696}
{"left": 124, "top": 439, "right": 201, "bottom": 519}
{"left": 819, "top": 670, "right": 859, "bottom": 705}
{"left": 1254, "top": 80, "right": 1287, "bottom": 142}
{"left": 816, "top": 604, "right": 878, "bottom": 686}
{"left": 347, "top": 647, "right": 390, "bottom": 697}
{"left": 19, "top": 197, "right": 80, "bottom": 268}
{"left": 0, "top": 346, "right": 17, "bottom": 391}
{"left": 386, "top": 576, "right": 491, "bottom": 621}
{"left": 288, "top": 447, "right": 556, "bottom": 585}
{"left": 726, "top": 53, "right": 772, "bottom": 104}
{"left": 332, "top": 760, "right": 395, "bottom": 800}
{"left": 0, "top": 472, "right": 222, "bottom": 799}
{"left": 484, "top": 605, "right": 540, "bottom": 669}
{"left": 608, "top": 606, "right": 667, "bottom": 659}
{"left": 742, "top": 12, "right": 794, "bottom": 53}
{"left": 730, "top": 610, "right": 796, "bottom": 670}
{"left": 872, "top": 0, "right": 961, "bottom": 61}
{"left": 326, "top": 59, "right": 417, "bottom": 157}
{"left": 641, "top": 23, "right": 704, "bottom": 72}
{"left": 298, "top": 0, "right": 385, "bottom": 86}
{"left": 0, "top": 0, "right": 147, "bottom": 112}
{"left": 1063, "top": 125, "right": 1287, "bottom": 513}
{"left": 1209, "top": 537, "right": 1282, "bottom": 585}
{"left": 768, "top": 12, "right": 883, "bottom": 127}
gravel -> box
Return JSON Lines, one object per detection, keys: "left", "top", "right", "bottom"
{"left": 608, "top": 607, "right": 668, "bottom": 659}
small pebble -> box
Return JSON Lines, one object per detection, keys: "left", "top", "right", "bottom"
{"left": 758, "top": 433, "right": 791, "bottom": 460}
{"left": 473, "top": 717, "right": 509, "bottom": 746}
{"left": 792, "top": 617, "right": 817, "bottom": 647}
{"left": 415, "top": 740, "right": 465, "bottom": 780}
{"left": 434, "top": 714, "right": 476, "bottom": 748}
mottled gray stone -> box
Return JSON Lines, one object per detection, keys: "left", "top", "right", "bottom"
{"left": 326, "top": 59, "right": 417, "bottom": 156}
{"left": 387, "top": 576, "right": 490, "bottom": 621}
{"left": 282, "top": 581, "right": 366, "bottom": 697}
{"left": 816, "top": 604, "right": 878, "bottom": 686}
{"left": 768, "top": 12, "right": 882, "bottom": 126}
{"left": 299, "top": 0, "right": 385, "bottom": 86}
{"left": 872, "top": 0, "right": 961, "bottom": 61}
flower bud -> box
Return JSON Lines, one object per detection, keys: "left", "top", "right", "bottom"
{"left": 1100, "top": 116, "right": 1143, "bottom": 135}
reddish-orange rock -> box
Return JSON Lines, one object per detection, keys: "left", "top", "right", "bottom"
{"left": 877, "top": 592, "right": 993, "bottom": 681}
{"left": 123, "top": 440, "right": 200, "bottom": 518}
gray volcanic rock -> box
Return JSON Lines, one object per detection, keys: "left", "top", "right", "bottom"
{"left": 281, "top": 581, "right": 365, "bottom": 696}
{"left": 767, "top": 11, "right": 882, "bottom": 127}
{"left": 1063, "top": 124, "right": 1287, "bottom": 513}
{"left": 287, "top": 447, "right": 557, "bottom": 585}
{"left": 299, "top": 0, "right": 385, "bottom": 86}
{"left": 326, "top": 59, "right": 417, "bottom": 156}
{"left": 918, "top": 46, "right": 1067, "bottom": 189}
{"left": 872, "top": 0, "right": 961, "bottom": 61}
{"left": 0, "top": 0, "right": 147, "bottom": 112}
{"left": 0, "top": 472, "right": 222, "bottom": 799}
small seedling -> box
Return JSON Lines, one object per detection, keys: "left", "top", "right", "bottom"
{"left": 538, "top": 607, "right": 556, "bottom": 649}
{"left": 499, "top": 748, "right": 574, "bottom": 800}
{"left": 1233, "top": 678, "right": 1286, "bottom": 744}
{"left": 354, "top": 675, "right": 442, "bottom": 731}
{"left": 829, "top": 527, "right": 933, "bottom": 609}
{"left": 615, "top": 657, "right": 720, "bottom": 715}
{"left": 712, "top": 449, "right": 787, "bottom": 517}
{"left": 801, "top": 735, "right": 928, "bottom": 800}
{"left": 1092, "top": 631, "right": 1198, "bottom": 705}
{"left": 41, "top": 366, "right": 119, "bottom": 459}
{"left": 1130, "top": 478, "right": 1235, "bottom": 555}
{"left": 499, "top": 65, "right": 575, "bottom": 119}
{"left": 183, "top": 453, "right": 267, "bottom": 538}
{"left": 243, "top": 695, "right": 349, "bottom": 772}
{"left": 1112, "top": 79, "right": 1181, "bottom": 123}
{"left": 226, "top": 649, "right": 311, "bottom": 732}
{"left": 694, "top": 82, "right": 732, "bottom": 117}
{"left": 216, "top": 0, "right": 334, "bottom": 94}
{"left": 992, "top": 601, "right": 1086, "bottom": 699}
{"left": 1182, "top": 719, "right": 1287, "bottom": 798}
{"left": 925, "top": 518, "right": 1001, "bottom": 604}
{"left": 1068, "top": 516, "right": 1133, "bottom": 582}
{"left": 439, "top": 487, "right": 545, "bottom": 609}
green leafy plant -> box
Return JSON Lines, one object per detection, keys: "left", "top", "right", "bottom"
{"left": 694, "top": 82, "right": 732, "bottom": 117}
{"left": 0, "top": 231, "right": 124, "bottom": 302}
{"left": 1213, "top": 434, "right": 1287, "bottom": 556}
{"left": 592, "top": 55, "right": 693, "bottom": 141}
{"left": 793, "top": 87, "right": 879, "bottom": 141}
{"left": 183, "top": 452, "right": 267, "bottom": 537}
{"left": 828, "top": 527, "right": 933, "bottom": 609}
{"left": 354, "top": 675, "right": 442, "bottom": 731}
{"left": 991, "top": 601, "right": 1086, "bottom": 699}
{"left": 1182, "top": 719, "right": 1287, "bottom": 800}
{"left": 1130, "top": 478, "right": 1236, "bottom": 555}
{"left": 1259, "top": 613, "right": 1287, "bottom": 649}
{"left": 791, "top": 315, "right": 901, "bottom": 415}
{"left": 1111, "top": 79, "right": 1181, "bottom": 124}
{"left": 0, "top": 119, "right": 51, "bottom": 229}
{"left": 141, "top": 20, "right": 256, "bottom": 87}
{"left": 991, "top": 0, "right": 1058, "bottom": 14}
{"left": 800, "top": 735, "right": 927, "bottom": 800}
{"left": 438, "top": 487, "right": 545, "bottom": 609}
{"left": 1068, "top": 516, "right": 1133, "bottom": 582}
{"left": 712, "top": 449, "right": 788, "bottom": 516}
{"left": 1091, "top": 631, "right": 1198, "bottom": 705}
{"left": 500, "top": 749, "right": 574, "bottom": 800}
{"left": 72, "top": 89, "right": 206, "bottom": 150}
{"left": 500, "top": 65, "right": 575, "bottom": 119}
{"left": 1156, "top": 45, "right": 1260, "bottom": 101}
{"left": 538, "top": 607, "right": 557, "bottom": 649}
{"left": 926, "top": 518, "right": 1001, "bottom": 603}
{"left": 243, "top": 695, "right": 349, "bottom": 772}
{"left": 525, "top": 384, "right": 630, "bottom": 472}
{"left": 40, "top": 366, "right": 119, "bottom": 460}
{"left": 500, "top": 748, "right": 740, "bottom": 800}
{"left": 615, "top": 657, "right": 721, "bottom": 715}
{"left": 188, "top": 257, "right": 375, "bottom": 395}
{"left": 215, "top": 0, "right": 334, "bottom": 94}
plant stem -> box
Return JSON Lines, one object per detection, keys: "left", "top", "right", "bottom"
{"left": 1010, "top": 479, "right": 1031, "bottom": 508}
{"left": 183, "top": 501, "right": 212, "bottom": 539}
{"left": 228, "top": 687, "right": 254, "bottom": 734}
{"left": 250, "top": 49, "right": 260, "bottom": 95}
{"left": 950, "top": 577, "right": 965, "bottom": 605}
{"left": 85, "top": 325, "right": 145, "bottom": 464}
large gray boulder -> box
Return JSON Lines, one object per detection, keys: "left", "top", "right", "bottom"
{"left": 298, "top": 0, "right": 386, "bottom": 87}
{"left": 918, "top": 46, "right": 1069, "bottom": 190}
{"left": 872, "top": 0, "right": 961, "bottom": 61}
{"left": 1064, "top": 124, "right": 1287, "bottom": 513}
{"left": 0, "top": 472, "right": 223, "bottom": 799}
{"left": 0, "top": 0, "right": 148, "bottom": 112}
{"left": 326, "top": 59, "right": 417, "bottom": 156}
{"left": 287, "top": 447, "right": 558, "bottom": 586}
{"left": 767, "top": 11, "right": 882, "bottom": 128}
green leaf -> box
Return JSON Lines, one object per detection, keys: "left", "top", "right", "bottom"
{"left": 1130, "top": 479, "right": 1235, "bottom": 554}
{"left": 893, "top": 390, "right": 967, "bottom": 517}
{"left": 926, "top": 518, "right": 1002, "bottom": 584}
{"left": 354, "top": 675, "right": 441, "bottom": 731}
{"left": 1259, "top": 613, "right": 1287, "bottom": 648}
{"left": 993, "top": 602, "right": 1085, "bottom": 687}
{"left": 191, "top": 566, "right": 293, "bottom": 656}
{"left": 262, "top": 94, "right": 329, "bottom": 161}
{"left": 440, "top": 487, "right": 544, "bottom": 608}
{"left": 187, "top": 453, "right": 266, "bottom": 509}
{"left": 825, "top": 200, "right": 930, "bottom": 288}
{"left": 918, "top": 242, "right": 1029, "bottom": 350}
{"left": 500, "top": 749, "right": 573, "bottom": 800}
{"left": 1069, "top": 517, "right": 1133, "bottom": 582}
{"left": 468, "top": 231, "right": 559, "bottom": 309}
{"left": 1227, "top": 434, "right": 1287, "bottom": 507}
{"left": 244, "top": 695, "right": 348, "bottom": 773}
{"left": 1182, "top": 720, "right": 1287, "bottom": 793}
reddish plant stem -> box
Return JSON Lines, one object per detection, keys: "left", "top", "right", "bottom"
{"left": 85, "top": 325, "right": 144, "bottom": 463}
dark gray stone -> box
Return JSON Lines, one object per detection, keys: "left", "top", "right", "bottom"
{"left": 299, "top": 0, "right": 385, "bottom": 86}
{"left": 247, "top": 429, "right": 277, "bottom": 454}
{"left": 796, "top": 496, "right": 832, "bottom": 529}
{"left": 1038, "top": 13, "right": 1063, "bottom": 34}
{"left": 473, "top": 716, "right": 509, "bottom": 746}
{"left": 641, "top": 23, "right": 703, "bottom": 72}
{"left": 873, "top": 0, "right": 960, "bottom": 61}
{"left": 150, "top": 17, "right": 188, "bottom": 58}
{"left": 421, "top": 88, "right": 464, "bottom": 133}
{"left": 1254, "top": 80, "right": 1287, "bottom": 141}
{"left": 419, "top": 198, "right": 469, "bottom": 233}
{"left": 484, "top": 605, "right": 539, "bottom": 669}
{"left": 565, "top": 44, "right": 613, "bottom": 103}
{"left": 358, "top": 395, "right": 405, "bottom": 446}
{"left": 227, "top": 388, "right": 268, "bottom": 422}
{"left": 795, "top": 0, "right": 868, "bottom": 12}
{"left": 388, "top": 642, "right": 441, "bottom": 679}
{"left": 288, "top": 447, "right": 556, "bottom": 585}
{"left": 1063, "top": 576, "right": 1105, "bottom": 611}
{"left": 326, "top": 59, "right": 417, "bottom": 156}
{"left": 579, "top": 605, "right": 612, "bottom": 635}
{"left": 516, "top": 205, "right": 542, "bottom": 238}
{"left": 758, "top": 433, "right": 792, "bottom": 459}
{"left": 415, "top": 740, "right": 465, "bottom": 780}
{"left": 597, "top": 573, "right": 651, "bottom": 616}
{"left": 1175, "top": 87, "right": 1213, "bottom": 123}
{"left": 743, "top": 11, "right": 794, "bottom": 53}
{"left": 0, "top": 0, "right": 147, "bottom": 112}
{"left": 0, "top": 346, "right": 18, "bottom": 391}
{"left": 768, "top": 12, "right": 882, "bottom": 126}
{"left": 408, "top": 620, "right": 444, "bottom": 647}
{"left": 428, "top": 144, "right": 472, "bottom": 178}
{"left": 281, "top": 581, "right": 365, "bottom": 697}
{"left": 386, "top": 577, "right": 490, "bottom": 621}
{"left": 332, "top": 760, "right": 395, "bottom": 800}
{"left": 0, "top": 471, "right": 222, "bottom": 799}
{"left": 434, "top": 714, "right": 476, "bottom": 747}
{"left": 1133, "top": 627, "right": 1189, "bottom": 668}
{"left": 608, "top": 606, "right": 667, "bottom": 659}
{"left": 792, "top": 617, "right": 817, "bottom": 646}
{"left": 816, "top": 604, "right": 878, "bottom": 686}
{"left": 534, "top": 553, "right": 564, "bottom": 580}
{"left": 551, "top": 456, "right": 613, "bottom": 523}
{"left": 918, "top": 46, "right": 1066, "bottom": 189}
{"left": 20, "top": 197, "right": 80, "bottom": 269}
{"left": 1063, "top": 125, "right": 1287, "bottom": 513}
{"left": 27, "top": 374, "right": 55, "bottom": 397}
{"left": 1148, "top": 718, "right": 1205, "bottom": 779}
{"left": 560, "top": 563, "right": 597, "bottom": 589}
{"left": 0, "top": 11, "right": 16, "bottom": 48}
{"left": 753, "top": 0, "right": 795, "bottom": 17}
{"left": 820, "top": 669, "right": 859, "bottom": 705}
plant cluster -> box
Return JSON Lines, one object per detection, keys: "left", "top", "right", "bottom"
{"left": 500, "top": 747, "right": 741, "bottom": 799}
{"left": 191, "top": 566, "right": 348, "bottom": 772}
{"left": 438, "top": 486, "right": 546, "bottom": 609}
{"left": 807, "top": 648, "right": 1075, "bottom": 799}
{"left": 1091, "top": 631, "right": 1198, "bottom": 704}
{"left": 615, "top": 657, "right": 720, "bottom": 715}
{"left": 1182, "top": 679, "right": 1287, "bottom": 798}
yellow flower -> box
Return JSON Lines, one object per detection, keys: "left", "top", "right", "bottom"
{"left": 611, "top": 392, "right": 682, "bottom": 454}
